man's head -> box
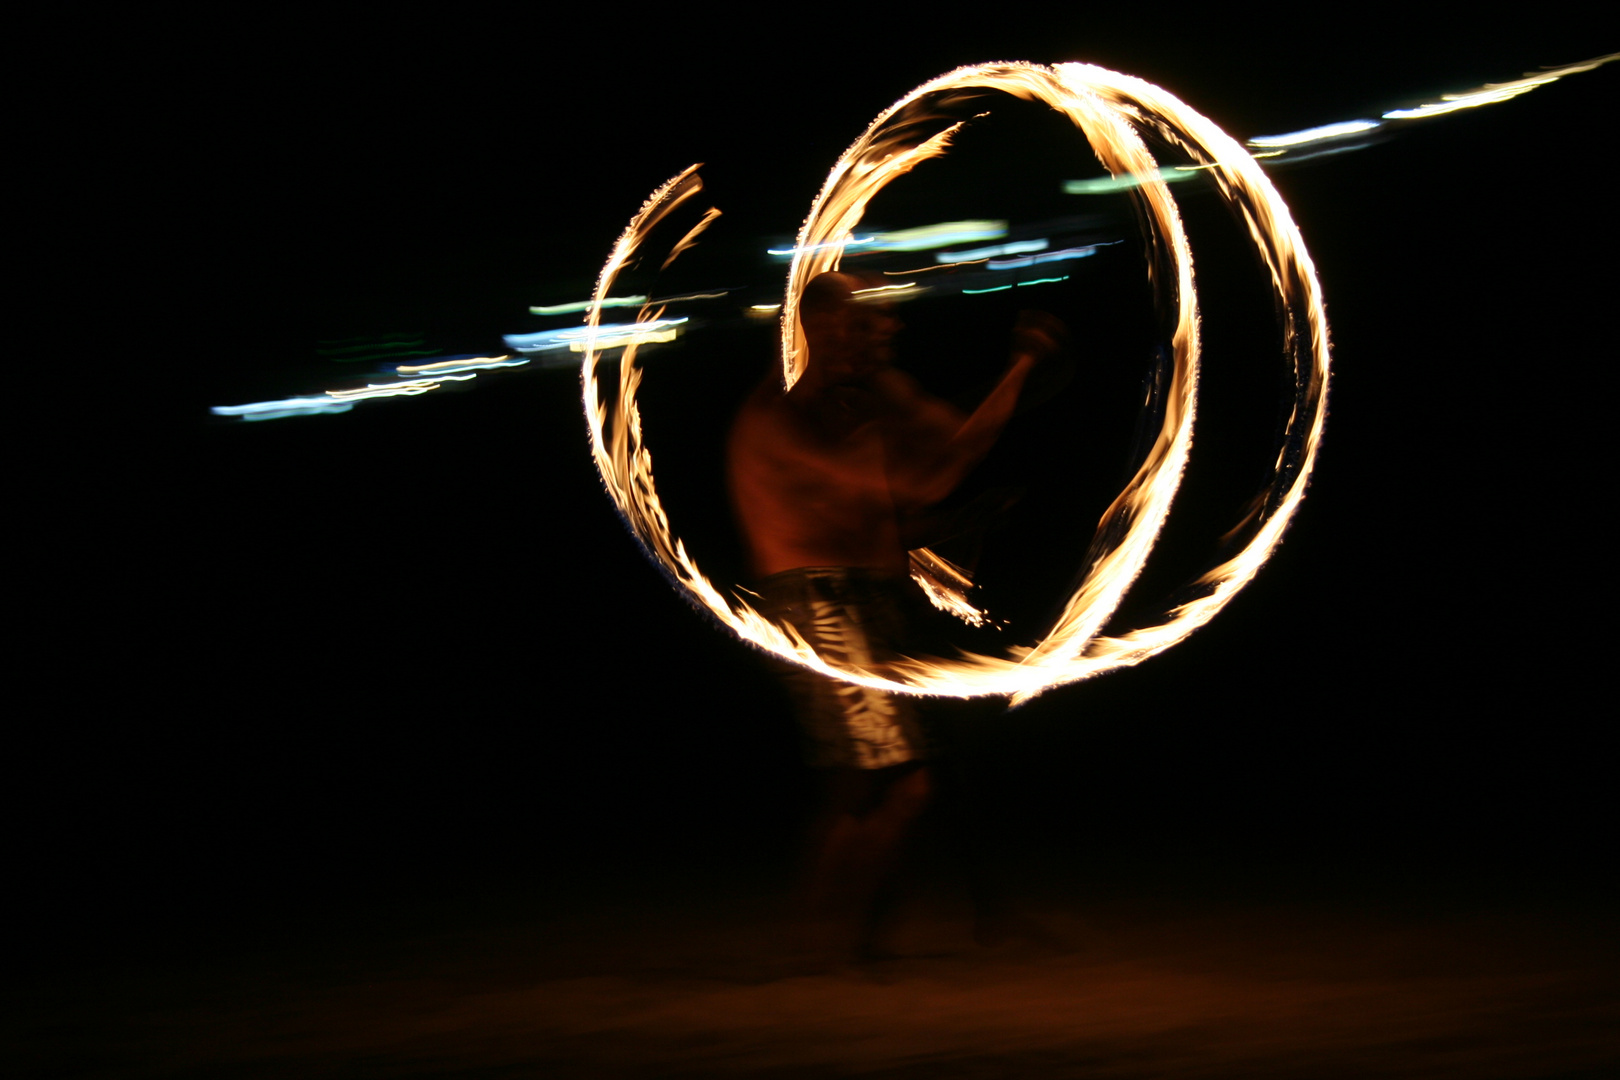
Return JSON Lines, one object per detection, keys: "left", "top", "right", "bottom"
{"left": 800, "top": 271, "right": 901, "bottom": 387}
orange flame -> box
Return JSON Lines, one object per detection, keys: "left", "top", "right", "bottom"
{"left": 582, "top": 63, "right": 1330, "bottom": 704}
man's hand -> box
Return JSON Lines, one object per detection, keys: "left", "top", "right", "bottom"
{"left": 1010, "top": 309, "right": 1069, "bottom": 365}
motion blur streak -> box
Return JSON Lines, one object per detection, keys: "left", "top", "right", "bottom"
{"left": 394, "top": 355, "right": 526, "bottom": 375}
{"left": 767, "top": 237, "right": 875, "bottom": 256}
{"left": 1248, "top": 119, "right": 1382, "bottom": 147}
{"left": 531, "top": 296, "right": 647, "bottom": 315}
{"left": 988, "top": 247, "right": 1100, "bottom": 269}
{"left": 1240, "top": 53, "right": 1619, "bottom": 159}
{"left": 938, "top": 238, "right": 1049, "bottom": 261}
{"left": 1063, "top": 168, "right": 1198, "bottom": 195}
{"left": 327, "top": 378, "right": 458, "bottom": 401}
{"left": 1381, "top": 52, "right": 1617, "bottom": 120}
{"left": 211, "top": 358, "right": 529, "bottom": 423}
{"left": 211, "top": 397, "right": 355, "bottom": 421}
{"left": 769, "top": 220, "right": 1007, "bottom": 257}
{"left": 504, "top": 319, "right": 687, "bottom": 357}
{"left": 586, "top": 64, "right": 1330, "bottom": 704}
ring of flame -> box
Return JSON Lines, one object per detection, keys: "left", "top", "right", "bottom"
{"left": 583, "top": 62, "right": 1329, "bottom": 705}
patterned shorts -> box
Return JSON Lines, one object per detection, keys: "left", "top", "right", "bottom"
{"left": 754, "top": 566, "right": 931, "bottom": 770}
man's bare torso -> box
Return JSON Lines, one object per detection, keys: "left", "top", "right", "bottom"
{"left": 727, "top": 271, "right": 1053, "bottom": 582}
{"left": 728, "top": 374, "right": 910, "bottom": 578}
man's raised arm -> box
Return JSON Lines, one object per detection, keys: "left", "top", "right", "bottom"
{"left": 883, "top": 311, "right": 1067, "bottom": 509}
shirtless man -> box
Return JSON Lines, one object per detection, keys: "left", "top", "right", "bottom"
{"left": 727, "top": 270, "right": 1061, "bottom": 960}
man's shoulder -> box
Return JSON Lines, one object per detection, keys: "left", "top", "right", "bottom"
{"left": 731, "top": 381, "right": 785, "bottom": 431}
{"left": 871, "top": 367, "right": 925, "bottom": 400}
{"left": 728, "top": 381, "right": 799, "bottom": 460}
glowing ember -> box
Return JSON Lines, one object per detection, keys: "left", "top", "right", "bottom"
{"left": 582, "top": 63, "right": 1331, "bottom": 704}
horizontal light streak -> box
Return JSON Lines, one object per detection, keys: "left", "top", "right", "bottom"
{"left": 1062, "top": 169, "right": 1198, "bottom": 195}
{"left": 1383, "top": 52, "right": 1617, "bottom": 120}
{"left": 769, "top": 220, "right": 1008, "bottom": 257}
{"left": 212, "top": 396, "right": 356, "bottom": 420}
{"left": 393, "top": 354, "right": 527, "bottom": 375}
{"left": 531, "top": 296, "right": 647, "bottom": 315}
{"left": 1247, "top": 119, "right": 1382, "bottom": 147}
{"left": 937, "top": 238, "right": 1048, "bottom": 262}
{"left": 988, "top": 245, "right": 1103, "bottom": 270}
{"left": 503, "top": 318, "right": 688, "bottom": 354}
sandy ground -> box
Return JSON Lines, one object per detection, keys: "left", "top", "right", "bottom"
{"left": 8, "top": 863, "right": 1618, "bottom": 1079}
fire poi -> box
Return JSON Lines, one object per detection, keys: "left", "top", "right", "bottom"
{"left": 582, "top": 62, "right": 1330, "bottom": 705}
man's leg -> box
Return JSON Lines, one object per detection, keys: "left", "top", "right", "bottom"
{"left": 794, "top": 762, "right": 932, "bottom": 960}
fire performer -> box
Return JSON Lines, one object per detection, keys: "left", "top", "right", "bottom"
{"left": 727, "top": 271, "right": 1064, "bottom": 961}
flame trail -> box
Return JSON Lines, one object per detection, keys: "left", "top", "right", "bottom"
{"left": 582, "top": 63, "right": 1331, "bottom": 703}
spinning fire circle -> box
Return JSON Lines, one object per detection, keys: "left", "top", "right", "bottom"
{"left": 583, "top": 62, "right": 1329, "bottom": 704}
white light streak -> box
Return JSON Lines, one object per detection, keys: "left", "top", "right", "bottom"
{"left": 1247, "top": 119, "right": 1382, "bottom": 147}
{"left": 394, "top": 355, "right": 527, "bottom": 376}
{"left": 531, "top": 296, "right": 647, "bottom": 315}
{"left": 768, "top": 236, "right": 875, "bottom": 256}
{"left": 653, "top": 290, "right": 736, "bottom": 303}
{"left": 771, "top": 220, "right": 1009, "bottom": 257}
{"left": 937, "top": 238, "right": 1049, "bottom": 262}
{"left": 987, "top": 245, "right": 1101, "bottom": 270}
{"left": 867, "top": 220, "right": 1007, "bottom": 252}
{"left": 504, "top": 318, "right": 688, "bottom": 355}
{"left": 567, "top": 326, "right": 680, "bottom": 351}
{"left": 1382, "top": 53, "right": 1618, "bottom": 120}
{"left": 326, "top": 377, "right": 464, "bottom": 401}
{"left": 212, "top": 397, "right": 355, "bottom": 420}
{"left": 1062, "top": 169, "right": 1198, "bottom": 195}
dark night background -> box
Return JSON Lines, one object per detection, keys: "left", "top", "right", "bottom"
{"left": 15, "top": 13, "right": 1617, "bottom": 1076}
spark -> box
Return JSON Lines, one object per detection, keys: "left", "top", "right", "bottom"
{"left": 583, "top": 62, "right": 1330, "bottom": 704}
{"left": 911, "top": 549, "right": 994, "bottom": 627}
{"left": 662, "top": 205, "right": 723, "bottom": 270}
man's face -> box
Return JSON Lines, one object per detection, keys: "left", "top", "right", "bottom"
{"left": 847, "top": 299, "right": 900, "bottom": 374}
{"left": 809, "top": 294, "right": 901, "bottom": 385}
